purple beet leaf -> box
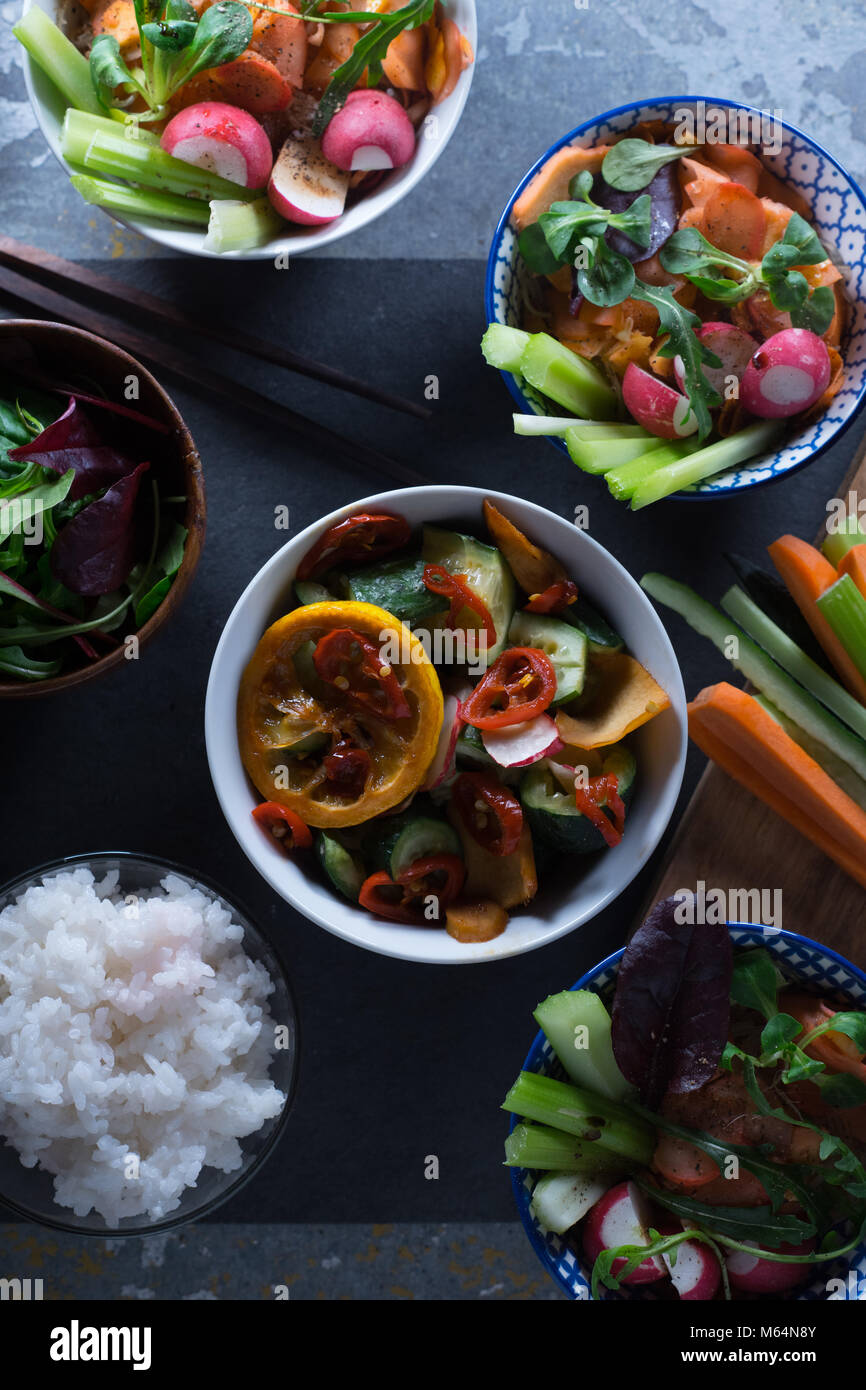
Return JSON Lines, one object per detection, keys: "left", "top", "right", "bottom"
{"left": 9, "top": 398, "right": 139, "bottom": 501}
{"left": 51, "top": 462, "right": 150, "bottom": 596}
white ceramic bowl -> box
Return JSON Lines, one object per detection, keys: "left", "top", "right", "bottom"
{"left": 205, "top": 485, "right": 688, "bottom": 964}
{"left": 21, "top": 0, "right": 476, "bottom": 259}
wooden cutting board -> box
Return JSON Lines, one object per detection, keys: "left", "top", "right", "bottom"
{"left": 645, "top": 436, "right": 866, "bottom": 968}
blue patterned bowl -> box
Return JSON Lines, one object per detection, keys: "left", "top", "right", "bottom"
{"left": 485, "top": 96, "right": 866, "bottom": 498}
{"left": 510, "top": 923, "right": 866, "bottom": 1300}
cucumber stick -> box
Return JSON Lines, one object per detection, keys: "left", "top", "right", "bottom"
{"left": 534, "top": 990, "right": 632, "bottom": 1101}
{"left": 530, "top": 1172, "right": 610, "bottom": 1233}
{"left": 721, "top": 584, "right": 866, "bottom": 743}
{"left": 754, "top": 696, "right": 866, "bottom": 812}
{"left": 641, "top": 572, "right": 866, "bottom": 784}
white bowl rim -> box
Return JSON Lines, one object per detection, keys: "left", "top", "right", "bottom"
{"left": 20, "top": 0, "right": 477, "bottom": 260}
{"left": 204, "top": 483, "right": 688, "bottom": 965}
{"left": 484, "top": 92, "right": 866, "bottom": 499}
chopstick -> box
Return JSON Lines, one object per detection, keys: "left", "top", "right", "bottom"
{"left": 0, "top": 267, "right": 430, "bottom": 488}
{"left": 0, "top": 236, "right": 431, "bottom": 422}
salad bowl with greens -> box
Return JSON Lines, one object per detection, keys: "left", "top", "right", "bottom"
{"left": 0, "top": 319, "right": 204, "bottom": 696}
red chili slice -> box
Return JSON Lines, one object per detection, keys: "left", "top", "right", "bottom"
{"left": 422, "top": 564, "right": 497, "bottom": 649}
{"left": 322, "top": 737, "right": 371, "bottom": 799}
{"left": 252, "top": 802, "right": 313, "bottom": 852}
{"left": 525, "top": 580, "right": 579, "bottom": 615}
{"left": 296, "top": 511, "right": 411, "bottom": 581}
{"left": 359, "top": 853, "right": 466, "bottom": 924}
{"left": 452, "top": 772, "right": 523, "bottom": 856}
{"left": 574, "top": 772, "right": 626, "bottom": 848}
{"left": 313, "top": 627, "right": 410, "bottom": 721}
{"left": 460, "top": 647, "right": 557, "bottom": 730}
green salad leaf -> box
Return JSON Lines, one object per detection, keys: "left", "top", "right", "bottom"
{"left": 601, "top": 138, "right": 694, "bottom": 193}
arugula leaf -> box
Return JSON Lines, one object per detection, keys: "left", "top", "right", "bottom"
{"left": 0, "top": 645, "right": 62, "bottom": 680}
{"left": 635, "top": 1180, "right": 816, "bottom": 1248}
{"left": 134, "top": 521, "right": 187, "bottom": 626}
{"left": 89, "top": 34, "right": 146, "bottom": 110}
{"left": 630, "top": 280, "right": 721, "bottom": 439}
{"left": 601, "top": 139, "right": 692, "bottom": 193}
{"left": 591, "top": 1226, "right": 731, "bottom": 1301}
{"left": 312, "top": 0, "right": 436, "bottom": 137}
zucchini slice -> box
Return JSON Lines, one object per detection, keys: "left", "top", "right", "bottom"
{"left": 367, "top": 812, "right": 461, "bottom": 878}
{"left": 521, "top": 745, "right": 636, "bottom": 854}
{"left": 422, "top": 526, "right": 515, "bottom": 663}
{"left": 317, "top": 833, "right": 366, "bottom": 902}
{"left": 508, "top": 610, "right": 587, "bottom": 704}
{"left": 561, "top": 594, "right": 624, "bottom": 654}
{"left": 345, "top": 554, "right": 448, "bottom": 627}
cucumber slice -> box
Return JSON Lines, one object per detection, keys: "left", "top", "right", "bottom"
{"left": 507, "top": 610, "right": 587, "bottom": 705}
{"left": 481, "top": 323, "right": 531, "bottom": 373}
{"left": 560, "top": 595, "right": 624, "bottom": 654}
{"left": 521, "top": 745, "right": 636, "bottom": 854}
{"left": 368, "top": 812, "right": 461, "bottom": 878}
{"left": 295, "top": 580, "right": 333, "bottom": 605}
{"left": 534, "top": 989, "right": 631, "bottom": 1101}
{"left": 641, "top": 572, "right": 866, "bottom": 786}
{"left": 530, "top": 1172, "right": 610, "bottom": 1234}
{"left": 317, "top": 833, "right": 366, "bottom": 902}
{"left": 519, "top": 333, "right": 617, "bottom": 419}
{"left": 345, "top": 554, "right": 447, "bottom": 627}
{"left": 456, "top": 722, "right": 494, "bottom": 768}
{"left": 422, "top": 526, "right": 515, "bottom": 664}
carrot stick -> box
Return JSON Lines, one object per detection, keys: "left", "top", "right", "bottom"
{"left": 769, "top": 534, "right": 866, "bottom": 704}
{"left": 687, "top": 682, "right": 866, "bottom": 889}
{"left": 840, "top": 545, "right": 866, "bottom": 603}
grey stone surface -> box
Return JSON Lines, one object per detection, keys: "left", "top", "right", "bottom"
{"left": 1, "top": 0, "right": 864, "bottom": 261}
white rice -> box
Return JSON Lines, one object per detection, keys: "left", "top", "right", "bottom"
{"left": 0, "top": 867, "right": 287, "bottom": 1226}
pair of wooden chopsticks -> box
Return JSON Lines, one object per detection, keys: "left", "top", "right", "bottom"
{"left": 0, "top": 236, "right": 430, "bottom": 487}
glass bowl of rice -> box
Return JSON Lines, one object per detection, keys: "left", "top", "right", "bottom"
{"left": 0, "top": 852, "right": 298, "bottom": 1236}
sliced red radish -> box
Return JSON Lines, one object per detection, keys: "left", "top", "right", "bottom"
{"left": 160, "top": 102, "right": 273, "bottom": 188}
{"left": 658, "top": 1223, "right": 721, "bottom": 1301}
{"left": 582, "top": 1181, "right": 667, "bottom": 1286}
{"left": 725, "top": 1239, "right": 815, "bottom": 1293}
{"left": 423, "top": 693, "right": 464, "bottom": 789}
{"left": 674, "top": 321, "right": 759, "bottom": 401}
{"left": 267, "top": 135, "right": 349, "bottom": 225}
{"left": 321, "top": 89, "right": 416, "bottom": 173}
{"left": 622, "top": 362, "right": 698, "bottom": 439}
{"left": 739, "top": 328, "right": 831, "bottom": 419}
{"left": 481, "top": 713, "right": 563, "bottom": 768}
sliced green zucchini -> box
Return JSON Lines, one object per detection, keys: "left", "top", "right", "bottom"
{"left": 507, "top": 610, "right": 587, "bottom": 704}
{"left": 422, "top": 526, "right": 515, "bottom": 664}
{"left": 345, "top": 554, "right": 448, "bottom": 627}
{"left": 560, "top": 594, "right": 624, "bottom": 654}
{"left": 317, "top": 833, "right": 366, "bottom": 902}
{"left": 521, "top": 745, "right": 636, "bottom": 854}
{"left": 367, "top": 812, "right": 461, "bottom": 878}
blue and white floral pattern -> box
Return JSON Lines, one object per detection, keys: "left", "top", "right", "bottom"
{"left": 485, "top": 97, "right": 866, "bottom": 497}
{"left": 510, "top": 924, "right": 866, "bottom": 1300}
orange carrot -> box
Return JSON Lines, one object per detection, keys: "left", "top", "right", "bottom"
{"left": 839, "top": 545, "right": 866, "bottom": 603}
{"left": 426, "top": 12, "right": 473, "bottom": 104}
{"left": 705, "top": 143, "right": 763, "bottom": 193}
{"left": 687, "top": 683, "right": 866, "bottom": 888}
{"left": 678, "top": 156, "right": 729, "bottom": 207}
{"left": 769, "top": 535, "right": 866, "bottom": 703}
{"left": 676, "top": 204, "right": 706, "bottom": 234}
{"left": 250, "top": 0, "right": 306, "bottom": 87}
{"left": 89, "top": 0, "right": 139, "bottom": 52}
{"left": 702, "top": 181, "right": 766, "bottom": 258}
{"left": 169, "top": 52, "right": 294, "bottom": 114}
{"left": 511, "top": 146, "right": 609, "bottom": 231}
{"left": 757, "top": 165, "right": 813, "bottom": 219}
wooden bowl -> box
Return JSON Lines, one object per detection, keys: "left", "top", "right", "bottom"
{"left": 0, "top": 320, "right": 205, "bottom": 698}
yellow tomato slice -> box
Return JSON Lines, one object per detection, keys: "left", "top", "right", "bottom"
{"left": 238, "top": 601, "right": 443, "bottom": 828}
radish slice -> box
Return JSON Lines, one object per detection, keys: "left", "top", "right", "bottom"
{"left": 161, "top": 102, "right": 273, "bottom": 188}
{"left": 674, "top": 321, "right": 759, "bottom": 400}
{"left": 321, "top": 89, "right": 416, "bottom": 173}
{"left": 739, "top": 328, "right": 831, "bottom": 419}
{"left": 423, "top": 694, "right": 463, "bottom": 789}
{"left": 481, "top": 714, "right": 563, "bottom": 768}
{"left": 725, "top": 1239, "right": 814, "bottom": 1293}
{"left": 622, "top": 363, "right": 698, "bottom": 439}
{"left": 582, "top": 1181, "right": 667, "bottom": 1285}
{"left": 659, "top": 1223, "right": 721, "bottom": 1301}
{"left": 267, "top": 134, "right": 349, "bottom": 225}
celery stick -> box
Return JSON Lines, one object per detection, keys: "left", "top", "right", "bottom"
{"left": 13, "top": 7, "right": 103, "bottom": 116}
{"left": 567, "top": 423, "right": 648, "bottom": 441}
{"left": 63, "top": 110, "right": 158, "bottom": 146}
{"left": 630, "top": 421, "right": 782, "bottom": 510}
{"left": 530, "top": 1173, "right": 610, "bottom": 1233}
{"left": 519, "top": 333, "right": 617, "bottom": 419}
{"left": 721, "top": 584, "right": 866, "bottom": 743}
{"left": 533, "top": 990, "right": 632, "bottom": 1101}
{"left": 606, "top": 439, "right": 698, "bottom": 500}
{"left": 63, "top": 112, "right": 260, "bottom": 201}
{"left": 71, "top": 174, "right": 211, "bottom": 225}
{"left": 504, "top": 1123, "right": 626, "bottom": 1172}
{"left": 754, "top": 695, "right": 866, "bottom": 812}
{"left": 567, "top": 430, "right": 667, "bottom": 476}
{"left": 823, "top": 515, "right": 866, "bottom": 567}
{"left": 204, "top": 197, "right": 283, "bottom": 254}
{"left": 513, "top": 414, "right": 583, "bottom": 437}
{"left": 502, "top": 1071, "right": 655, "bottom": 1164}
{"left": 816, "top": 575, "right": 866, "bottom": 683}
{"left": 481, "top": 324, "right": 531, "bottom": 373}
{"left": 640, "top": 572, "right": 866, "bottom": 784}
